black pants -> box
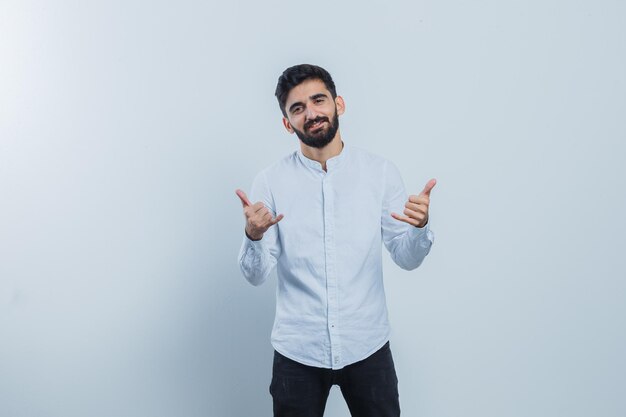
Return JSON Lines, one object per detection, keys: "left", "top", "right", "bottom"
{"left": 270, "top": 341, "right": 400, "bottom": 417}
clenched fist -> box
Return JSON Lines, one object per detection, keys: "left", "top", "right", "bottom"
{"left": 236, "top": 189, "right": 284, "bottom": 241}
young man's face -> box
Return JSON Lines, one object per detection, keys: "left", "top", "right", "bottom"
{"left": 282, "top": 78, "right": 345, "bottom": 149}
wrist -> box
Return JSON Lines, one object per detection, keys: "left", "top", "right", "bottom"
{"left": 245, "top": 228, "right": 263, "bottom": 241}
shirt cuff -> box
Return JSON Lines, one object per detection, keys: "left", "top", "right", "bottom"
{"left": 244, "top": 231, "right": 266, "bottom": 250}
{"left": 408, "top": 221, "right": 430, "bottom": 239}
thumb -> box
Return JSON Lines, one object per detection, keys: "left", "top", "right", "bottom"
{"left": 235, "top": 189, "right": 252, "bottom": 207}
{"left": 419, "top": 178, "right": 437, "bottom": 197}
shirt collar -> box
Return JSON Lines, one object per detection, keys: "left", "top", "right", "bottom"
{"left": 296, "top": 141, "right": 348, "bottom": 173}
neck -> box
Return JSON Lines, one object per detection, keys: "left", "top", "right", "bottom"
{"left": 300, "top": 133, "right": 344, "bottom": 172}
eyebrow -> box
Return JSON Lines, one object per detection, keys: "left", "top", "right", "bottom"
{"left": 288, "top": 93, "right": 330, "bottom": 114}
{"left": 310, "top": 93, "right": 328, "bottom": 101}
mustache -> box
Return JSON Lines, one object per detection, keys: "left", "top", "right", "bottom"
{"left": 305, "top": 117, "right": 329, "bottom": 129}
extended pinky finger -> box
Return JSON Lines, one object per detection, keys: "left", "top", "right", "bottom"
{"left": 270, "top": 214, "right": 284, "bottom": 225}
{"left": 391, "top": 212, "right": 420, "bottom": 227}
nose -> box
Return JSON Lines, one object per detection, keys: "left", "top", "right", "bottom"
{"left": 304, "top": 105, "right": 320, "bottom": 122}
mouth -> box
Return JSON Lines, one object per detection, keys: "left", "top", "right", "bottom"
{"left": 307, "top": 120, "right": 327, "bottom": 132}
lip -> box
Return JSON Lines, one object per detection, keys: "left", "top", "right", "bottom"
{"left": 308, "top": 120, "right": 326, "bottom": 131}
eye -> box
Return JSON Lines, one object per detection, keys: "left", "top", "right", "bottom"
{"left": 292, "top": 107, "right": 302, "bottom": 114}
{"left": 314, "top": 98, "right": 324, "bottom": 104}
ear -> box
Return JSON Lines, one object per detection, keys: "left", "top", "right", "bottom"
{"left": 282, "top": 116, "right": 294, "bottom": 133}
{"left": 335, "top": 96, "right": 346, "bottom": 116}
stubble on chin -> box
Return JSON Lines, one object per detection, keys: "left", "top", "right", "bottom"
{"left": 296, "top": 114, "right": 339, "bottom": 149}
{"left": 297, "top": 129, "right": 333, "bottom": 149}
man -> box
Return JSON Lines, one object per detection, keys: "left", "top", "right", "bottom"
{"left": 236, "top": 64, "right": 435, "bottom": 417}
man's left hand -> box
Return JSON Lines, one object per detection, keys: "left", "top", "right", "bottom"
{"left": 391, "top": 178, "right": 437, "bottom": 228}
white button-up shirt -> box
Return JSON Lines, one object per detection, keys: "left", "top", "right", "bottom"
{"left": 238, "top": 144, "right": 434, "bottom": 369}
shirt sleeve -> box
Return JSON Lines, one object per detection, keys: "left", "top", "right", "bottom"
{"left": 381, "top": 160, "right": 435, "bottom": 271}
{"left": 237, "top": 170, "right": 282, "bottom": 286}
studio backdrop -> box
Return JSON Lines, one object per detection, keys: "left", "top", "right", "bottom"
{"left": 1, "top": 1, "right": 625, "bottom": 416}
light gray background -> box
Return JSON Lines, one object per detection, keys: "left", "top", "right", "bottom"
{"left": 1, "top": 0, "right": 625, "bottom": 416}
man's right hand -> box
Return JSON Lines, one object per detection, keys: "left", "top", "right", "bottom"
{"left": 236, "top": 189, "right": 284, "bottom": 241}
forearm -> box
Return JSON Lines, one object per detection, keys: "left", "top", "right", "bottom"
{"left": 237, "top": 234, "right": 276, "bottom": 286}
{"left": 387, "top": 224, "right": 434, "bottom": 271}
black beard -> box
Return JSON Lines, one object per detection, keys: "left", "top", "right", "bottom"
{"left": 293, "top": 111, "right": 340, "bottom": 149}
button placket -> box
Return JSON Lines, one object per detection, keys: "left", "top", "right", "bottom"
{"left": 323, "top": 174, "right": 341, "bottom": 368}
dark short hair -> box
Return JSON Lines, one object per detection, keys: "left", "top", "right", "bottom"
{"left": 275, "top": 64, "right": 337, "bottom": 117}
